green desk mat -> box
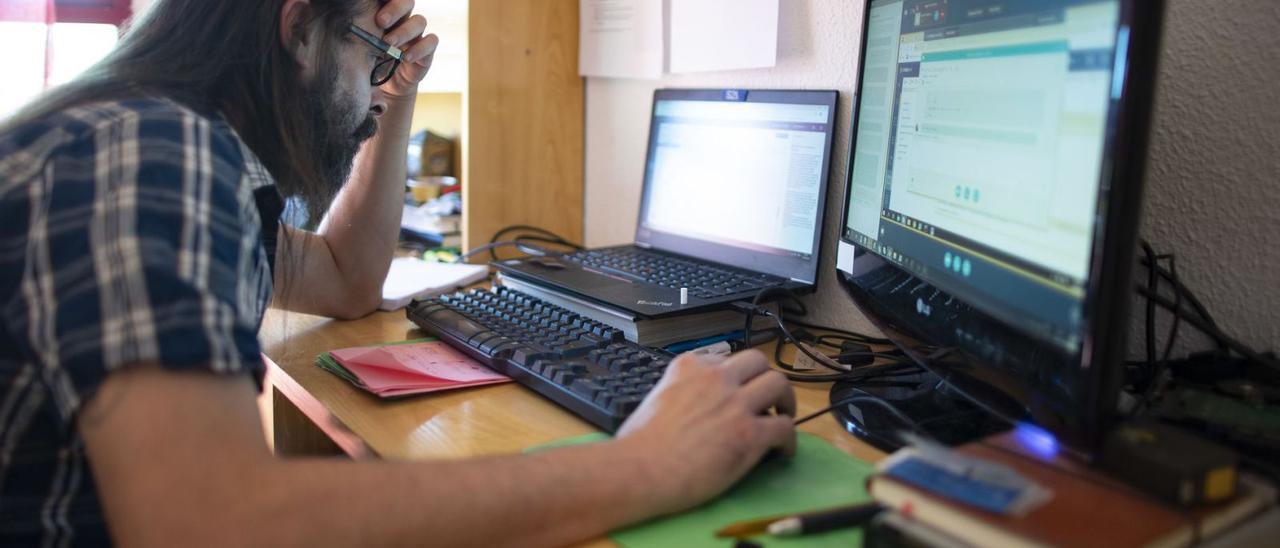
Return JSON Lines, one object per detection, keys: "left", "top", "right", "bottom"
{"left": 528, "top": 431, "right": 875, "bottom": 547}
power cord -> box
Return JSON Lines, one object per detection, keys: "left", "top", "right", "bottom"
{"left": 448, "top": 225, "right": 584, "bottom": 265}
{"left": 487, "top": 225, "right": 582, "bottom": 261}
{"left": 736, "top": 287, "right": 917, "bottom": 383}
{"left": 453, "top": 240, "right": 558, "bottom": 264}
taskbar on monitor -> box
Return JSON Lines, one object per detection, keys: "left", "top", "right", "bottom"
{"left": 843, "top": 220, "right": 1085, "bottom": 351}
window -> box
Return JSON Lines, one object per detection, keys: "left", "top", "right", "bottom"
{"left": 0, "top": 0, "right": 129, "bottom": 120}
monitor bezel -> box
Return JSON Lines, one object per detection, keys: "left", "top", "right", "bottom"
{"left": 634, "top": 88, "right": 839, "bottom": 285}
{"left": 835, "top": 0, "right": 1166, "bottom": 456}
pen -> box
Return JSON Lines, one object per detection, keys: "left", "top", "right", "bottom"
{"left": 766, "top": 502, "right": 883, "bottom": 537}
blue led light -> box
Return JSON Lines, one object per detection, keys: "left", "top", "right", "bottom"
{"left": 1013, "top": 422, "right": 1059, "bottom": 458}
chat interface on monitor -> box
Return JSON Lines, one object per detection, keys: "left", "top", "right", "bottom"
{"left": 640, "top": 99, "right": 831, "bottom": 259}
{"left": 845, "top": 0, "right": 1121, "bottom": 346}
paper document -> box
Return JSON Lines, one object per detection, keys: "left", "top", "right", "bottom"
{"left": 579, "top": 0, "right": 664, "bottom": 79}
{"left": 320, "top": 339, "right": 510, "bottom": 398}
{"left": 669, "top": 0, "right": 779, "bottom": 74}
{"left": 380, "top": 257, "right": 488, "bottom": 311}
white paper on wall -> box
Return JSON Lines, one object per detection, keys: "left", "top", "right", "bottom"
{"left": 579, "top": 0, "right": 664, "bottom": 79}
{"left": 669, "top": 0, "right": 779, "bottom": 74}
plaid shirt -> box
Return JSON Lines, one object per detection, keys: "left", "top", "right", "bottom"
{"left": 0, "top": 98, "right": 277, "bottom": 545}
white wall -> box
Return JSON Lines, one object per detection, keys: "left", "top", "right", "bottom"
{"left": 583, "top": 0, "right": 1280, "bottom": 354}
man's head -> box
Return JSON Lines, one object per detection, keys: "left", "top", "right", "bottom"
{"left": 278, "top": 0, "right": 391, "bottom": 220}
{"left": 5, "top": 0, "right": 394, "bottom": 223}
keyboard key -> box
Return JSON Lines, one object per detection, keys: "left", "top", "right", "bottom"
{"left": 609, "top": 396, "right": 643, "bottom": 415}
{"left": 570, "top": 379, "right": 605, "bottom": 400}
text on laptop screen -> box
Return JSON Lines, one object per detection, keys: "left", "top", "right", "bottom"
{"left": 639, "top": 99, "right": 832, "bottom": 259}
{"left": 844, "top": 0, "right": 1122, "bottom": 347}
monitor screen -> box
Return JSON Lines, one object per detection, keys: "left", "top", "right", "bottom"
{"left": 836, "top": 0, "right": 1163, "bottom": 453}
{"left": 844, "top": 0, "right": 1122, "bottom": 349}
{"left": 636, "top": 89, "right": 838, "bottom": 284}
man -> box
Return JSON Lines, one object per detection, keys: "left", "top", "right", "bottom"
{"left": 0, "top": 0, "right": 797, "bottom": 545}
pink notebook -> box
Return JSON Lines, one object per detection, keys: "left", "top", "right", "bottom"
{"left": 327, "top": 341, "right": 510, "bottom": 397}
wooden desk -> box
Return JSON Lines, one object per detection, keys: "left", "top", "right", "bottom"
{"left": 258, "top": 306, "right": 885, "bottom": 465}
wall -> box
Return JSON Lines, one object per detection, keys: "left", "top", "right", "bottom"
{"left": 583, "top": 0, "right": 1280, "bottom": 355}
{"left": 410, "top": 92, "right": 463, "bottom": 137}
{"left": 1139, "top": 0, "right": 1280, "bottom": 354}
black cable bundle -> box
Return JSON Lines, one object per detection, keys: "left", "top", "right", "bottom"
{"left": 1132, "top": 240, "right": 1280, "bottom": 411}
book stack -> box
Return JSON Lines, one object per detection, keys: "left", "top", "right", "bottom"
{"left": 864, "top": 434, "right": 1275, "bottom": 548}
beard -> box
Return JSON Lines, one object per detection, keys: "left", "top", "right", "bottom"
{"left": 294, "top": 63, "right": 379, "bottom": 224}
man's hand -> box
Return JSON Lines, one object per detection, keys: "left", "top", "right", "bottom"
{"left": 374, "top": 0, "right": 440, "bottom": 98}
{"left": 615, "top": 350, "right": 797, "bottom": 514}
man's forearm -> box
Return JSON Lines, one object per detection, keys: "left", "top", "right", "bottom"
{"left": 313, "top": 95, "right": 417, "bottom": 312}
{"left": 248, "top": 440, "right": 674, "bottom": 547}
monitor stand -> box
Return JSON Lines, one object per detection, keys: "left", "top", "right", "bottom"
{"left": 829, "top": 371, "right": 1009, "bottom": 452}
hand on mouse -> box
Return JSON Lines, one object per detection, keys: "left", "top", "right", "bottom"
{"left": 614, "top": 350, "right": 797, "bottom": 515}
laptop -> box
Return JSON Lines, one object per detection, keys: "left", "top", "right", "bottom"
{"left": 494, "top": 88, "right": 839, "bottom": 318}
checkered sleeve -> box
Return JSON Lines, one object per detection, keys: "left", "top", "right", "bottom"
{"left": 4, "top": 102, "right": 268, "bottom": 424}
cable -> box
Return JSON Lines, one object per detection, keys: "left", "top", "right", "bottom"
{"left": 454, "top": 240, "right": 559, "bottom": 264}
{"left": 1142, "top": 242, "right": 1159, "bottom": 383}
{"left": 795, "top": 394, "right": 917, "bottom": 430}
{"left": 903, "top": 346, "right": 1027, "bottom": 428}
{"left": 740, "top": 287, "right": 903, "bottom": 382}
{"left": 783, "top": 318, "right": 891, "bottom": 345}
{"left": 487, "top": 225, "right": 582, "bottom": 261}
{"left": 1135, "top": 285, "right": 1280, "bottom": 373}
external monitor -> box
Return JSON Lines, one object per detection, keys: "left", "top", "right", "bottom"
{"left": 834, "top": 0, "right": 1166, "bottom": 456}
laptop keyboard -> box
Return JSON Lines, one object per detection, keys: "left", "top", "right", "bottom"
{"left": 406, "top": 287, "right": 673, "bottom": 431}
{"left": 562, "top": 248, "right": 785, "bottom": 299}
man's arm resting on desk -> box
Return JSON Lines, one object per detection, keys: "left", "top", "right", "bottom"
{"left": 80, "top": 351, "right": 796, "bottom": 546}
{"left": 269, "top": 93, "right": 416, "bottom": 320}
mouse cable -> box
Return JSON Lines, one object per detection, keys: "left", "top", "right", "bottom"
{"left": 454, "top": 240, "right": 561, "bottom": 264}
{"left": 488, "top": 225, "right": 583, "bottom": 261}
{"left": 795, "top": 386, "right": 936, "bottom": 442}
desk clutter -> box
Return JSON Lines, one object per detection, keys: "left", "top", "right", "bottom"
{"left": 529, "top": 432, "right": 877, "bottom": 548}
{"left": 316, "top": 338, "right": 509, "bottom": 397}
{"left": 864, "top": 435, "right": 1275, "bottom": 548}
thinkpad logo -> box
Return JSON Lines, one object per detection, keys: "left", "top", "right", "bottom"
{"left": 637, "top": 300, "right": 674, "bottom": 307}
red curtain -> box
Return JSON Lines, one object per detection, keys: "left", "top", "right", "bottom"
{"left": 0, "top": 0, "right": 131, "bottom": 25}
{"left": 52, "top": 0, "right": 131, "bottom": 26}
{"left": 0, "top": 0, "right": 55, "bottom": 23}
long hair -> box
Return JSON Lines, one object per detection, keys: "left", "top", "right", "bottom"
{"left": 3, "top": 0, "right": 368, "bottom": 221}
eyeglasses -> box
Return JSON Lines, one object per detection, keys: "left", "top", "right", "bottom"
{"left": 348, "top": 24, "right": 402, "bottom": 86}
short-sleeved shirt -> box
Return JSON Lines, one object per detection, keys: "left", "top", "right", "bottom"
{"left": 0, "top": 97, "right": 277, "bottom": 545}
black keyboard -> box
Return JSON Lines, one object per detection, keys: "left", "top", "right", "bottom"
{"left": 562, "top": 248, "right": 784, "bottom": 300}
{"left": 406, "top": 287, "right": 673, "bottom": 431}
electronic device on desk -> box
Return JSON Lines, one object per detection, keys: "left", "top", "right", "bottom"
{"left": 831, "top": 0, "right": 1166, "bottom": 457}
{"left": 405, "top": 287, "right": 673, "bottom": 431}
{"left": 494, "top": 88, "right": 839, "bottom": 319}
{"left": 497, "top": 273, "right": 775, "bottom": 348}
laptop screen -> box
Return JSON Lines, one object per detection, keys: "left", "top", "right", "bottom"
{"left": 635, "top": 89, "right": 838, "bottom": 284}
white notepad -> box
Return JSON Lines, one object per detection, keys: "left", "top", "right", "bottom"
{"left": 380, "top": 257, "right": 489, "bottom": 311}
